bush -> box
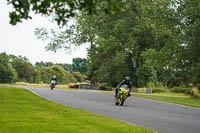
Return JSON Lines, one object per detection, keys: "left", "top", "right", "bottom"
{"left": 65, "top": 71, "right": 77, "bottom": 83}
{"left": 102, "top": 86, "right": 113, "bottom": 91}
{"left": 197, "top": 84, "right": 200, "bottom": 91}
{"left": 146, "top": 81, "right": 165, "bottom": 88}
{"left": 72, "top": 72, "right": 84, "bottom": 82}
{"left": 152, "top": 88, "right": 167, "bottom": 93}
{"left": 170, "top": 87, "right": 191, "bottom": 94}
{"left": 146, "top": 81, "right": 168, "bottom": 93}
{"left": 39, "top": 65, "right": 77, "bottom": 84}
{"left": 0, "top": 63, "right": 17, "bottom": 83}
{"left": 191, "top": 88, "right": 200, "bottom": 98}
{"left": 40, "top": 67, "right": 55, "bottom": 83}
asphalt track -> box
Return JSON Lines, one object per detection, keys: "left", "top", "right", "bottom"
{"left": 26, "top": 87, "right": 200, "bottom": 133}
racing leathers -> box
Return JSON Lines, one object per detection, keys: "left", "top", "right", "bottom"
{"left": 115, "top": 79, "right": 132, "bottom": 97}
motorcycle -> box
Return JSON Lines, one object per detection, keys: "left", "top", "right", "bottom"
{"left": 115, "top": 86, "right": 129, "bottom": 106}
{"left": 50, "top": 80, "right": 56, "bottom": 90}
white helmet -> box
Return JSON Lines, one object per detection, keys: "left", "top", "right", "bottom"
{"left": 125, "top": 76, "right": 130, "bottom": 81}
{"left": 53, "top": 75, "right": 56, "bottom": 78}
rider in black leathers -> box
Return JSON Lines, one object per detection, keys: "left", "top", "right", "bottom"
{"left": 115, "top": 77, "right": 132, "bottom": 97}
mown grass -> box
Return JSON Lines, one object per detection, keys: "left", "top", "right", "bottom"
{"left": 0, "top": 86, "right": 156, "bottom": 133}
{"left": 133, "top": 92, "right": 200, "bottom": 108}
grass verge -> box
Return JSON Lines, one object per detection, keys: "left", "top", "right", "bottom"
{"left": 0, "top": 86, "right": 156, "bottom": 133}
{"left": 133, "top": 92, "right": 200, "bottom": 108}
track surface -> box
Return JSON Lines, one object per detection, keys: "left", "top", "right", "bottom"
{"left": 27, "top": 87, "right": 200, "bottom": 133}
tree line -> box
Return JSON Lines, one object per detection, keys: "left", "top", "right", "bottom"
{"left": 7, "top": 0, "right": 200, "bottom": 89}
{"left": 0, "top": 52, "right": 87, "bottom": 84}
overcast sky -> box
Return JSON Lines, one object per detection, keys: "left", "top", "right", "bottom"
{"left": 0, "top": 0, "right": 89, "bottom": 65}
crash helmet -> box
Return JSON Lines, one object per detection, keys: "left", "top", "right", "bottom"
{"left": 125, "top": 76, "right": 130, "bottom": 81}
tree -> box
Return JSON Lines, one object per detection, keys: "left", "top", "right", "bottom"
{"left": 39, "top": 67, "right": 55, "bottom": 84}
{"left": 8, "top": 0, "right": 200, "bottom": 88}
{"left": 7, "top": 0, "right": 124, "bottom": 26}
{"left": 176, "top": 0, "right": 200, "bottom": 86}
{"left": 40, "top": 65, "right": 77, "bottom": 84}
{"left": 72, "top": 72, "right": 84, "bottom": 82}
{"left": 57, "top": 63, "right": 73, "bottom": 72}
{"left": 35, "top": 61, "right": 54, "bottom": 67}
{"left": 51, "top": 65, "right": 71, "bottom": 83}
{"left": 9, "top": 55, "right": 35, "bottom": 82}
{"left": 0, "top": 53, "right": 17, "bottom": 83}
{"left": 35, "top": 0, "right": 179, "bottom": 87}
{"left": 32, "top": 68, "right": 42, "bottom": 83}
{"left": 72, "top": 58, "right": 87, "bottom": 74}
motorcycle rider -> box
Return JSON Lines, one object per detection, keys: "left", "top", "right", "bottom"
{"left": 51, "top": 75, "right": 57, "bottom": 85}
{"left": 115, "top": 76, "right": 132, "bottom": 97}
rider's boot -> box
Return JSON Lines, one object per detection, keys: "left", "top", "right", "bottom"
{"left": 115, "top": 93, "right": 118, "bottom": 97}
{"left": 128, "top": 92, "right": 131, "bottom": 97}
{"left": 114, "top": 88, "right": 119, "bottom": 97}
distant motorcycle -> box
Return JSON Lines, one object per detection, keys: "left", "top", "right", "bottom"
{"left": 115, "top": 86, "right": 129, "bottom": 106}
{"left": 50, "top": 80, "right": 56, "bottom": 90}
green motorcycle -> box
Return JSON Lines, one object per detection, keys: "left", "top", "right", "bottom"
{"left": 115, "top": 86, "right": 129, "bottom": 106}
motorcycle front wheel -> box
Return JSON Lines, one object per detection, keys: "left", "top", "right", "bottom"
{"left": 120, "top": 95, "right": 126, "bottom": 106}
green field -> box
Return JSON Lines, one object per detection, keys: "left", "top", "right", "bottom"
{"left": 0, "top": 86, "right": 156, "bottom": 133}
{"left": 133, "top": 92, "right": 200, "bottom": 108}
